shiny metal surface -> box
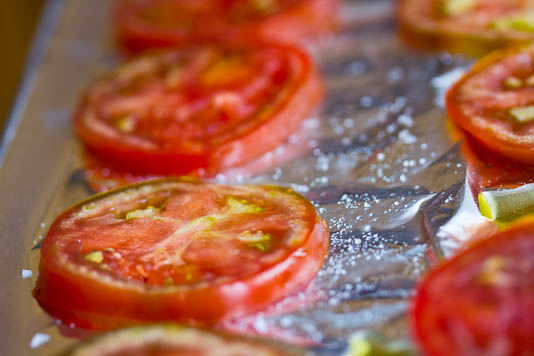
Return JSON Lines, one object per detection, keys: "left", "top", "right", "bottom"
{"left": 0, "top": 0, "right": 480, "bottom": 355}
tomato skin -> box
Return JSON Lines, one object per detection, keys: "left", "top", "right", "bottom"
{"left": 446, "top": 44, "right": 534, "bottom": 165}
{"left": 33, "top": 179, "right": 329, "bottom": 329}
{"left": 113, "top": 0, "right": 340, "bottom": 54}
{"left": 74, "top": 43, "right": 323, "bottom": 176}
{"left": 82, "top": 121, "right": 314, "bottom": 193}
{"left": 411, "top": 218, "right": 534, "bottom": 356}
{"left": 397, "top": 0, "right": 534, "bottom": 57}
{"left": 456, "top": 126, "right": 534, "bottom": 195}
{"left": 444, "top": 117, "right": 534, "bottom": 198}
{"left": 63, "top": 325, "right": 291, "bottom": 356}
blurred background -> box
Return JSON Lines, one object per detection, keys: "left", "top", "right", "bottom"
{"left": 0, "top": 0, "right": 45, "bottom": 133}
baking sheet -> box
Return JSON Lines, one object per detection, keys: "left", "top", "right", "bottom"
{"left": 0, "top": 0, "right": 481, "bottom": 354}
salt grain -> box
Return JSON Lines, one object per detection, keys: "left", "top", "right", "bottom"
{"left": 387, "top": 66, "right": 404, "bottom": 82}
{"left": 343, "top": 118, "right": 355, "bottom": 128}
{"left": 397, "top": 114, "right": 413, "bottom": 127}
{"left": 30, "top": 333, "right": 50, "bottom": 349}
{"left": 398, "top": 129, "right": 417, "bottom": 144}
{"left": 360, "top": 96, "right": 373, "bottom": 108}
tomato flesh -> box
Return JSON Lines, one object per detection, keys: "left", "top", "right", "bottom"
{"left": 114, "top": 0, "right": 339, "bottom": 53}
{"left": 447, "top": 44, "right": 534, "bottom": 165}
{"left": 397, "top": 0, "right": 534, "bottom": 56}
{"left": 33, "top": 178, "right": 329, "bottom": 328}
{"left": 412, "top": 218, "right": 534, "bottom": 355}
{"left": 82, "top": 120, "right": 314, "bottom": 193}
{"left": 66, "top": 325, "right": 288, "bottom": 356}
{"left": 74, "top": 43, "right": 322, "bottom": 176}
{"left": 454, "top": 126, "right": 534, "bottom": 195}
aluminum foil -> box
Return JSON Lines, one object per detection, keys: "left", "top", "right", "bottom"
{"left": 0, "top": 0, "right": 489, "bottom": 354}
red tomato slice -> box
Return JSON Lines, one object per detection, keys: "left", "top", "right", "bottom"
{"left": 113, "top": 0, "right": 339, "bottom": 53}
{"left": 82, "top": 119, "right": 314, "bottom": 193}
{"left": 446, "top": 44, "right": 534, "bottom": 165}
{"left": 65, "top": 325, "right": 290, "bottom": 356}
{"left": 445, "top": 117, "right": 534, "bottom": 197}
{"left": 74, "top": 43, "right": 322, "bottom": 176}
{"left": 397, "top": 0, "right": 534, "bottom": 56}
{"left": 33, "top": 178, "right": 329, "bottom": 328}
{"left": 412, "top": 218, "right": 534, "bottom": 356}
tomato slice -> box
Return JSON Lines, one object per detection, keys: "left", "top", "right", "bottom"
{"left": 74, "top": 43, "right": 322, "bottom": 176}
{"left": 445, "top": 117, "right": 534, "bottom": 198}
{"left": 412, "top": 218, "right": 534, "bottom": 356}
{"left": 82, "top": 117, "right": 314, "bottom": 193}
{"left": 397, "top": 0, "right": 534, "bottom": 56}
{"left": 65, "top": 325, "right": 289, "bottom": 356}
{"left": 113, "top": 0, "right": 339, "bottom": 53}
{"left": 446, "top": 44, "right": 534, "bottom": 165}
{"left": 33, "top": 178, "right": 329, "bottom": 328}
{"left": 463, "top": 129, "right": 534, "bottom": 193}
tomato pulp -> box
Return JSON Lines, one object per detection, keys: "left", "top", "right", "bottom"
{"left": 74, "top": 43, "right": 323, "bottom": 176}
{"left": 446, "top": 118, "right": 534, "bottom": 197}
{"left": 447, "top": 44, "right": 534, "bottom": 165}
{"left": 412, "top": 218, "right": 534, "bottom": 355}
{"left": 397, "top": 0, "right": 534, "bottom": 57}
{"left": 34, "top": 178, "right": 329, "bottom": 328}
{"left": 114, "top": 0, "right": 340, "bottom": 53}
{"left": 65, "top": 325, "right": 289, "bottom": 356}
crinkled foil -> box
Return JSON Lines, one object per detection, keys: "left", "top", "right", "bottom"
{"left": 0, "top": 0, "right": 488, "bottom": 355}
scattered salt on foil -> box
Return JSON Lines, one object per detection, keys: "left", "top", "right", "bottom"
{"left": 30, "top": 333, "right": 50, "bottom": 349}
{"left": 431, "top": 66, "right": 469, "bottom": 107}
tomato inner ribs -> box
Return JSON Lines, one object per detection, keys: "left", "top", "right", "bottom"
{"left": 70, "top": 187, "right": 297, "bottom": 286}
{"left": 98, "top": 52, "right": 290, "bottom": 146}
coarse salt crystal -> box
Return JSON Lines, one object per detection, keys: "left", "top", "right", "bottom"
{"left": 360, "top": 96, "right": 373, "bottom": 108}
{"left": 398, "top": 129, "right": 417, "bottom": 144}
{"left": 397, "top": 114, "right": 413, "bottom": 127}
{"left": 30, "top": 333, "right": 50, "bottom": 349}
